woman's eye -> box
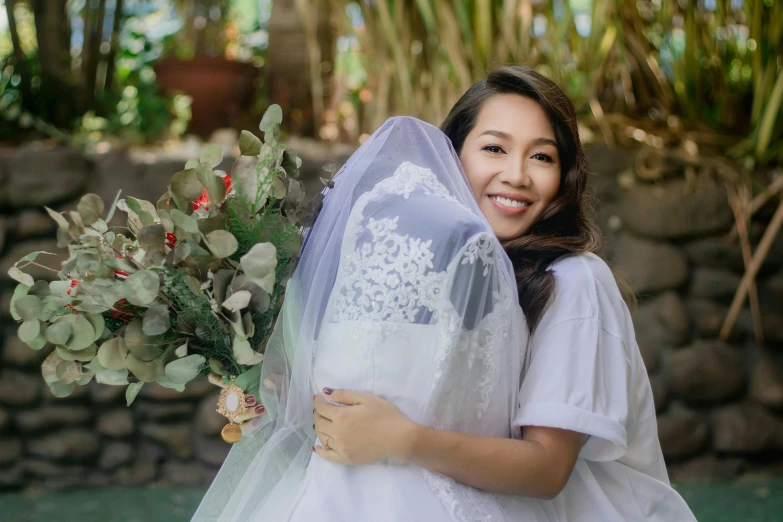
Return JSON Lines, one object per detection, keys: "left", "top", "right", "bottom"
{"left": 482, "top": 145, "right": 505, "bottom": 154}
{"left": 532, "top": 152, "right": 553, "bottom": 163}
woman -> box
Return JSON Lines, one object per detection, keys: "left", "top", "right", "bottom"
{"left": 193, "top": 67, "right": 696, "bottom": 521}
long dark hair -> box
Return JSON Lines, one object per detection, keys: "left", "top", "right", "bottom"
{"left": 441, "top": 66, "right": 605, "bottom": 332}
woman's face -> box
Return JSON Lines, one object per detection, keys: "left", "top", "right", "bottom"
{"left": 459, "top": 94, "right": 562, "bottom": 240}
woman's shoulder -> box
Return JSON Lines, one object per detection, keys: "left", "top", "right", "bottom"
{"left": 539, "top": 253, "right": 624, "bottom": 331}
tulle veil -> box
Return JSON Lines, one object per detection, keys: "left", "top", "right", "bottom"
{"left": 191, "top": 116, "right": 527, "bottom": 521}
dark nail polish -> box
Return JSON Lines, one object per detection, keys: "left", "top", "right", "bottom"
{"left": 312, "top": 445, "right": 316, "bottom": 452}
{"left": 245, "top": 396, "right": 256, "bottom": 405}
{"left": 255, "top": 405, "right": 265, "bottom": 414}
{"left": 323, "top": 387, "right": 333, "bottom": 395}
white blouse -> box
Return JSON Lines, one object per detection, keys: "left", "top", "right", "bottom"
{"left": 505, "top": 253, "right": 697, "bottom": 521}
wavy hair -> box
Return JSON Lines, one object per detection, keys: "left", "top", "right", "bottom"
{"left": 441, "top": 66, "right": 610, "bottom": 331}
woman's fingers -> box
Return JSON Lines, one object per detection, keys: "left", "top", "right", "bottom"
{"left": 313, "top": 444, "right": 342, "bottom": 463}
{"left": 234, "top": 403, "right": 266, "bottom": 423}
{"left": 208, "top": 373, "right": 228, "bottom": 389}
{"left": 313, "top": 394, "right": 345, "bottom": 420}
{"left": 263, "top": 374, "right": 285, "bottom": 392}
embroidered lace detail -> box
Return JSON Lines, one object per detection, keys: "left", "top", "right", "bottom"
{"left": 373, "top": 161, "right": 459, "bottom": 204}
{"left": 421, "top": 469, "right": 502, "bottom": 522}
{"left": 332, "top": 216, "right": 448, "bottom": 323}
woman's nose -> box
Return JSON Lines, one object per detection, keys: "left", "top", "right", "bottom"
{"left": 498, "top": 157, "right": 531, "bottom": 187}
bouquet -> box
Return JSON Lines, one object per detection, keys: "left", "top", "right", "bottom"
{"left": 8, "top": 106, "right": 314, "bottom": 441}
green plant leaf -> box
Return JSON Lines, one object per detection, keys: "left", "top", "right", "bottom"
{"left": 171, "top": 168, "right": 205, "bottom": 201}
{"left": 138, "top": 224, "right": 165, "bottom": 252}
{"left": 16, "top": 251, "right": 53, "bottom": 265}
{"left": 19, "top": 320, "right": 41, "bottom": 343}
{"left": 13, "top": 295, "right": 43, "bottom": 321}
{"left": 208, "top": 357, "right": 228, "bottom": 376}
{"left": 95, "top": 369, "right": 129, "bottom": 385}
{"left": 185, "top": 159, "right": 200, "bottom": 169}
{"left": 197, "top": 167, "right": 226, "bottom": 207}
{"left": 281, "top": 147, "right": 300, "bottom": 178}
{"left": 45, "top": 321, "right": 72, "bottom": 346}
{"left": 222, "top": 290, "right": 252, "bottom": 312}
{"left": 126, "top": 381, "right": 144, "bottom": 406}
{"left": 56, "top": 360, "right": 82, "bottom": 384}
{"left": 9, "top": 284, "right": 29, "bottom": 321}
{"left": 259, "top": 104, "right": 283, "bottom": 133}
{"left": 97, "top": 337, "right": 129, "bottom": 371}
{"left": 200, "top": 144, "right": 224, "bottom": 168}
{"left": 77, "top": 193, "right": 105, "bottom": 226}
{"left": 124, "top": 270, "right": 160, "bottom": 306}
{"left": 230, "top": 155, "right": 260, "bottom": 205}
{"left": 56, "top": 344, "right": 97, "bottom": 362}
{"left": 8, "top": 267, "right": 34, "bottom": 287}
{"left": 42, "top": 351, "right": 65, "bottom": 383}
{"left": 157, "top": 209, "right": 174, "bottom": 233}
{"left": 45, "top": 206, "right": 70, "bottom": 229}
{"left": 205, "top": 230, "right": 238, "bottom": 258}
{"left": 234, "top": 362, "right": 262, "bottom": 399}
{"left": 64, "top": 314, "right": 95, "bottom": 351}
{"left": 170, "top": 209, "right": 199, "bottom": 235}
{"left": 232, "top": 334, "right": 263, "bottom": 366}
{"left": 239, "top": 130, "right": 263, "bottom": 156}
{"left": 126, "top": 353, "right": 158, "bottom": 382}
{"left": 286, "top": 179, "right": 304, "bottom": 205}
{"left": 48, "top": 382, "right": 76, "bottom": 398}
{"left": 165, "top": 354, "right": 206, "bottom": 384}
{"left": 172, "top": 242, "right": 191, "bottom": 264}
{"left": 86, "top": 314, "right": 105, "bottom": 341}
{"left": 125, "top": 319, "right": 160, "bottom": 361}
{"left": 239, "top": 243, "right": 278, "bottom": 293}
{"left": 142, "top": 305, "right": 170, "bottom": 336}
{"left": 105, "top": 189, "right": 122, "bottom": 223}
{"left": 270, "top": 176, "right": 287, "bottom": 199}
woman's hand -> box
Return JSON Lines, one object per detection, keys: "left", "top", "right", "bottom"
{"left": 313, "top": 388, "right": 419, "bottom": 465}
{"left": 208, "top": 373, "right": 267, "bottom": 434}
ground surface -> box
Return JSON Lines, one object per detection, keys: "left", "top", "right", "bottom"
{"left": 1, "top": 480, "right": 782, "bottom": 521}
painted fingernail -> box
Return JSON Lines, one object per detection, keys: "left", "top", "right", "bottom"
{"left": 255, "top": 405, "right": 265, "bottom": 414}
{"left": 323, "top": 387, "right": 333, "bottom": 395}
{"left": 312, "top": 445, "right": 317, "bottom": 452}
{"left": 245, "top": 396, "right": 256, "bottom": 406}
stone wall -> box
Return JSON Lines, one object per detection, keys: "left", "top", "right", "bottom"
{"left": 589, "top": 145, "right": 783, "bottom": 481}
{"left": 0, "top": 140, "right": 781, "bottom": 491}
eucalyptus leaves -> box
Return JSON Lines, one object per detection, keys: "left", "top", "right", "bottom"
{"left": 8, "top": 105, "right": 306, "bottom": 406}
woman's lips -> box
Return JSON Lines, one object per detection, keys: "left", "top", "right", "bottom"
{"left": 488, "top": 195, "right": 532, "bottom": 216}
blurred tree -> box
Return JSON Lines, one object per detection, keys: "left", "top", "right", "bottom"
{"left": 267, "top": 0, "right": 334, "bottom": 136}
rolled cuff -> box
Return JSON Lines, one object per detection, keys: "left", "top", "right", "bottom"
{"left": 511, "top": 401, "right": 628, "bottom": 462}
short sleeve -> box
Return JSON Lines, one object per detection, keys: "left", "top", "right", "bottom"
{"left": 511, "top": 317, "right": 630, "bottom": 461}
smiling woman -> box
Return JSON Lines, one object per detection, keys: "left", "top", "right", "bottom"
{"left": 457, "top": 94, "right": 562, "bottom": 241}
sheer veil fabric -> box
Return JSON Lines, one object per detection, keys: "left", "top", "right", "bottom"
{"left": 191, "top": 116, "right": 528, "bottom": 522}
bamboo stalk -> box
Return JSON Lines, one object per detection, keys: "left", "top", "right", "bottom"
{"left": 720, "top": 196, "right": 783, "bottom": 341}
{"left": 728, "top": 188, "right": 763, "bottom": 343}
{"left": 727, "top": 173, "right": 783, "bottom": 241}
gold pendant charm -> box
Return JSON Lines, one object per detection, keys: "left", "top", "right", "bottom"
{"left": 216, "top": 379, "right": 248, "bottom": 444}
{"left": 221, "top": 422, "right": 243, "bottom": 444}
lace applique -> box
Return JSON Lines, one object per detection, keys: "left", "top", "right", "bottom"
{"left": 373, "top": 161, "right": 459, "bottom": 204}
{"left": 461, "top": 235, "right": 496, "bottom": 276}
{"left": 331, "top": 216, "right": 448, "bottom": 323}
{"left": 421, "top": 468, "right": 503, "bottom": 522}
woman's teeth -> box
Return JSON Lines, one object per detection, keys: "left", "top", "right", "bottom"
{"left": 489, "top": 196, "right": 530, "bottom": 208}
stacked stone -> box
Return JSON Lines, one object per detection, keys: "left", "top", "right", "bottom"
{"left": 594, "top": 146, "right": 783, "bottom": 482}
{"left": 0, "top": 144, "right": 234, "bottom": 491}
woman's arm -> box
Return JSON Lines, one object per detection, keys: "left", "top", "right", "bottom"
{"left": 313, "top": 389, "right": 586, "bottom": 499}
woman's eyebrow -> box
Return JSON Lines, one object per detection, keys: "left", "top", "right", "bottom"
{"left": 477, "top": 129, "right": 512, "bottom": 140}
{"left": 531, "top": 137, "right": 558, "bottom": 148}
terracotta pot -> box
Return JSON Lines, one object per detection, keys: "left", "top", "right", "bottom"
{"left": 153, "top": 57, "right": 258, "bottom": 137}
